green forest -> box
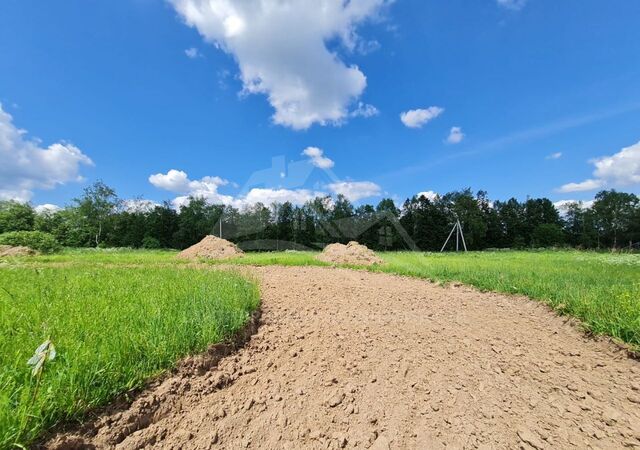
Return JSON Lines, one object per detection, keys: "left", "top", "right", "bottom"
{"left": 1, "top": 181, "right": 638, "bottom": 251}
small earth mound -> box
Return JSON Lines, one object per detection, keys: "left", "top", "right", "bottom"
{"left": 177, "top": 235, "right": 243, "bottom": 260}
{"left": 0, "top": 245, "right": 37, "bottom": 257}
{"left": 317, "top": 241, "right": 383, "bottom": 266}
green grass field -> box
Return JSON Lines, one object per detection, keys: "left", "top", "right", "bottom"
{"left": 21, "top": 247, "right": 639, "bottom": 346}
{"left": 0, "top": 265, "right": 259, "bottom": 449}
{"left": 9, "top": 247, "right": 182, "bottom": 265}
{"left": 1, "top": 248, "right": 638, "bottom": 447}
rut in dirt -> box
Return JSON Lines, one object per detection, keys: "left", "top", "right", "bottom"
{"left": 48, "top": 266, "right": 640, "bottom": 450}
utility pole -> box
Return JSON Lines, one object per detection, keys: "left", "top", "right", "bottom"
{"left": 440, "top": 219, "right": 468, "bottom": 252}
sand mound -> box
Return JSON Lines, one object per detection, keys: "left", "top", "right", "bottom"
{"left": 317, "top": 240, "right": 383, "bottom": 266}
{"left": 177, "top": 235, "right": 243, "bottom": 260}
{"left": 0, "top": 245, "right": 37, "bottom": 257}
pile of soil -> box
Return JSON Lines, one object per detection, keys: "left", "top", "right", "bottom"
{"left": 0, "top": 245, "right": 37, "bottom": 257}
{"left": 317, "top": 241, "right": 383, "bottom": 266}
{"left": 177, "top": 235, "right": 243, "bottom": 260}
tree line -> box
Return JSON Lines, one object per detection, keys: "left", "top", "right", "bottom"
{"left": 1, "top": 181, "right": 638, "bottom": 251}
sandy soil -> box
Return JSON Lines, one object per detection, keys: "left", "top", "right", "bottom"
{"left": 48, "top": 266, "right": 640, "bottom": 449}
{"left": 177, "top": 236, "right": 243, "bottom": 260}
{"left": 317, "top": 242, "right": 383, "bottom": 266}
{"left": 0, "top": 245, "right": 37, "bottom": 257}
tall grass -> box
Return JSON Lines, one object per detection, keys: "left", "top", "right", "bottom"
{"left": 0, "top": 266, "right": 259, "bottom": 448}
{"left": 13, "top": 247, "right": 181, "bottom": 265}
{"left": 204, "top": 250, "right": 328, "bottom": 267}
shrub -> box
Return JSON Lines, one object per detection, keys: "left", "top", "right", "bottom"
{"left": 142, "top": 236, "right": 161, "bottom": 249}
{"left": 0, "top": 201, "right": 35, "bottom": 233}
{"left": 0, "top": 231, "right": 62, "bottom": 254}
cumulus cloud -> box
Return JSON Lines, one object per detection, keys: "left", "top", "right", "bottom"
{"left": 34, "top": 203, "right": 61, "bottom": 214}
{"left": 350, "top": 102, "right": 379, "bottom": 118}
{"left": 557, "top": 140, "right": 640, "bottom": 193}
{"left": 400, "top": 107, "right": 444, "bottom": 128}
{"left": 591, "top": 141, "right": 640, "bottom": 186}
{"left": 546, "top": 152, "right": 562, "bottom": 160}
{"left": 497, "top": 0, "right": 527, "bottom": 10}
{"left": 356, "top": 39, "right": 381, "bottom": 55}
{"left": 149, "top": 169, "right": 233, "bottom": 207}
{"left": 553, "top": 199, "right": 594, "bottom": 214}
{"left": 149, "top": 169, "right": 228, "bottom": 194}
{"left": 241, "top": 188, "right": 325, "bottom": 206}
{"left": 149, "top": 169, "right": 191, "bottom": 192}
{"left": 169, "top": 0, "right": 389, "bottom": 130}
{"left": 150, "top": 148, "right": 382, "bottom": 209}
{"left": 122, "top": 199, "right": 161, "bottom": 213}
{"left": 149, "top": 168, "right": 327, "bottom": 209}
{"left": 446, "top": 126, "right": 465, "bottom": 144}
{"left": 302, "top": 146, "right": 335, "bottom": 169}
{"left": 417, "top": 190, "right": 438, "bottom": 201}
{"left": 184, "top": 47, "right": 202, "bottom": 58}
{"left": 557, "top": 179, "right": 604, "bottom": 193}
{"left": 327, "top": 181, "right": 381, "bottom": 201}
{"left": 0, "top": 104, "right": 93, "bottom": 202}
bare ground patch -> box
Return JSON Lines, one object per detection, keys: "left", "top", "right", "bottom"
{"left": 0, "top": 245, "right": 37, "bottom": 257}
{"left": 46, "top": 266, "right": 640, "bottom": 449}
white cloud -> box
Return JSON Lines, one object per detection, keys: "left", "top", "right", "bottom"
{"left": 356, "top": 39, "right": 381, "bottom": 55}
{"left": 185, "top": 47, "right": 202, "bottom": 58}
{"left": 170, "top": 0, "right": 389, "bottom": 130}
{"left": 591, "top": 141, "right": 640, "bottom": 186}
{"left": 150, "top": 160, "right": 382, "bottom": 208}
{"left": 302, "top": 146, "right": 335, "bottom": 169}
{"left": 558, "top": 179, "right": 604, "bottom": 193}
{"left": 446, "top": 126, "right": 465, "bottom": 144}
{"left": 171, "top": 186, "right": 325, "bottom": 209}
{"left": 400, "top": 107, "right": 444, "bottom": 128}
{"left": 122, "top": 199, "right": 160, "bottom": 213}
{"left": 497, "top": 0, "right": 527, "bottom": 10}
{"left": 553, "top": 199, "right": 594, "bottom": 214}
{"left": 241, "top": 188, "right": 324, "bottom": 206}
{"left": 149, "top": 168, "right": 327, "bottom": 209}
{"left": 552, "top": 200, "right": 573, "bottom": 212}
{"left": 350, "top": 102, "right": 379, "bottom": 118}
{"left": 0, "top": 104, "right": 93, "bottom": 202}
{"left": 149, "top": 169, "right": 233, "bottom": 208}
{"left": 546, "top": 152, "right": 562, "bottom": 160}
{"left": 557, "top": 140, "right": 640, "bottom": 193}
{"left": 149, "top": 169, "right": 191, "bottom": 192}
{"left": 172, "top": 191, "right": 234, "bottom": 209}
{"left": 327, "top": 181, "right": 381, "bottom": 201}
{"left": 149, "top": 169, "right": 228, "bottom": 194}
{"left": 34, "top": 203, "right": 61, "bottom": 214}
{"left": 417, "top": 190, "right": 438, "bottom": 201}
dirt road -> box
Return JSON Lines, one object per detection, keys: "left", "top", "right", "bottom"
{"left": 49, "top": 266, "right": 640, "bottom": 449}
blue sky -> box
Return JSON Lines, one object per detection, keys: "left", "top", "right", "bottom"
{"left": 1, "top": 0, "right": 639, "bottom": 210}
